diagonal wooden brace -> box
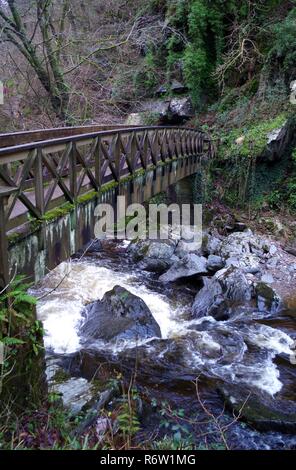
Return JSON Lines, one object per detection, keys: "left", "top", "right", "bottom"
{"left": 0, "top": 186, "right": 18, "bottom": 292}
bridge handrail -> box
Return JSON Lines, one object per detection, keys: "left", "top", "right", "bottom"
{"left": 0, "top": 126, "right": 215, "bottom": 234}
{"left": 0, "top": 124, "right": 150, "bottom": 148}
{"left": 0, "top": 125, "right": 210, "bottom": 157}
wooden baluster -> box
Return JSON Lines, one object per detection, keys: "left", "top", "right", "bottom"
{"left": 94, "top": 137, "right": 102, "bottom": 187}
{"left": 160, "top": 130, "right": 166, "bottom": 163}
{"left": 114, "top": 133, "right": 121, "bottom": 181}
{"left": 69, "top": 142, "right": 77, "bottom": 200}
{"left": 142, "top": 131, "right": 148, "bottom": 169}
{"left": 34, "top": 148, "right": 45, "bottom": 217}
{"left": 150, "top": 132, "right": 158, "bottom": 165}
{"left": 131, "top": 132, "right": 137, "bottom": 173}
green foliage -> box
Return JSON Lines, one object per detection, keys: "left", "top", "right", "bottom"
{"left": 116, "top": 387, "right": 140, "bottom": 448}
{"left": 219, "top": 113, "right": 287, "bottom": 159}
{"left": 268, "top": 8, "right": 296, "bottom": 72}
{"left": 0, "top": 276, "right": 44, "bottom": 408}
{"left": 133, "top": 50, "right": 159, "bottom": 96}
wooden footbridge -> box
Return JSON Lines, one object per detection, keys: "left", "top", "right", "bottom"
{"left": 0, "top": 125, "right": 215, "bottom": 289}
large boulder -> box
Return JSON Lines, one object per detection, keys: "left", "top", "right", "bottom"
{"left": 219, "top": 384, "right": 296, "bottom": 433}
{"left": 192, "top": 267, "right": 254, "bottom": 320}
{"left": 262, "top": 119, "right": 294, "bottom": 163}
{"left": 159, "top": 254, "right": 208, "bottom": 283}
{"left": 255, "top": 282, "right": 281, "bottom": 314}
{"left": 140, "top": 96, "right": 194, "bottom": 124}
{"left": 80, "top": 286, "right": 161, "bottom": 343}
{"left": 215, "top": 266, "right": 253, "bottom": 302}
{"left": 192, "top": 277, "right": 224, "bottom": 319}
{"left": 169, "top": 96, "right": 194, "bottom": 121}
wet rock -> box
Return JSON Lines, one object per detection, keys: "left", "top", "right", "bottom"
{"left": 219, "top": 384, "right": 296, "bottom": 433}
{"left": 80, "top": 285, "right": 161, "bottom": 343}
{"left": 139, "top": 258, "right": 172, "bottom": 273}
{"left": 84, "top": 239, "right": 103, "bottom": 254}
{"left": 72, "top": 339, "right": 205, "bottom": 386}
{"left": 192, "top": 277, "right": 224, "bottom": 319}
{"left": 206, "top": 255, "right": 225, "bottom": 272}
{"left": 159, "top": 254, "right": 208, "bottom": 283}
{"left": 192, "top": 267, "right": 254, "bottom": 320}
{"left": 216, "top": 266, "right": 253, "bottom": 302}
{"left": 255, "top": 282, "right": 281, "bottom": 314}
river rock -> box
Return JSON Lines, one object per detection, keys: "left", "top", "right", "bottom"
{"left": 80, "top": 285, "right": 161, "bottom": 343}
{"left": 220, "top": 231, "right": 253, "bottom": 258}
{"left": 219, "top": 384, "right": 296, "bottom": 433}
{"left": 192, "top": 267, "right": 253, "bottom": 320}
{"left": 255, "top": 282, "right": 281, "bottom": 314}
{"left": 175, "top": 239, "right": 202, "bottom": 257}
{"left": 225, "top": 253, "right": 261, "bottom": 274}
{"left": 215, "top": 266, "right": 253, "bottom": 302}
{"left": 206, "top": 254, "right": 225, "bottom": 272}
{"left": 159, "top": 254, "right": 208, "bottom": 283}
{"left": 128, "top": 239, "right": 177, "bottom": 272}
{"left": 192, "top": 277, "right": 224, "bottom": 318}
{"left": 202, "top": 234, "right": 222, "bottom": 256}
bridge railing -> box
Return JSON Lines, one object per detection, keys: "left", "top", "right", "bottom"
{"left": 0, "top": 126, "right": 214, "bottom": 233}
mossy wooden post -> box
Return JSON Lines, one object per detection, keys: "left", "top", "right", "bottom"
{"left": 0, "top": 187, "right": 17, "bottom": 291}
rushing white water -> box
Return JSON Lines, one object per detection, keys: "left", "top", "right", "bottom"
{"left": 32, "top": 258, "right": 295, "bottom": 396}
{"left": 33, "top": 260, "right": 182, "bottom": 353}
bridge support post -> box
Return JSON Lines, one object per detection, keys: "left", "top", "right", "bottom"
{"left": 0, "top": 188, "right": 17, "bottom": 292}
